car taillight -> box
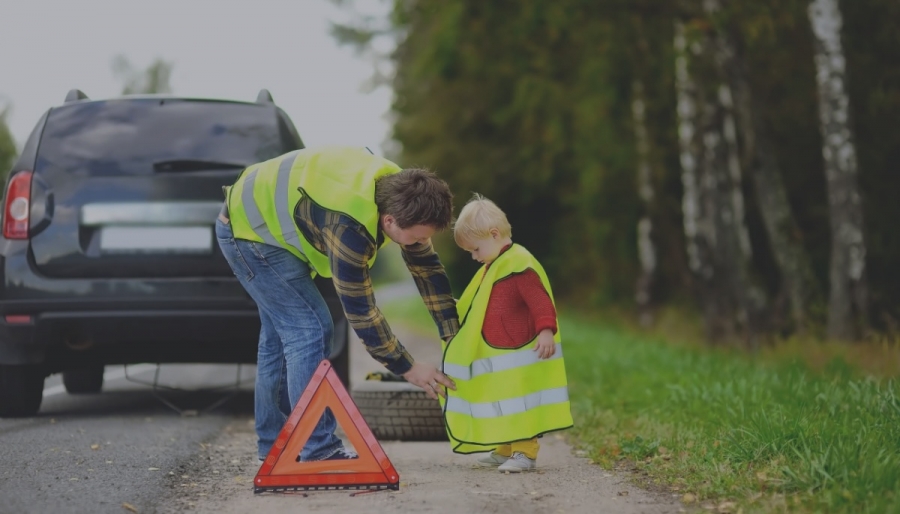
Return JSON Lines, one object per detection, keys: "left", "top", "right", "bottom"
{"left": 3, "top": 171, "right": 33, "bottom": 240}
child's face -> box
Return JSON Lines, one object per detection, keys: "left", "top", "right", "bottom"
{"left": 460, "top": 230, "right": 507, "bottom": 265}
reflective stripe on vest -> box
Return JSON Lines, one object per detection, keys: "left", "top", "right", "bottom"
{"left": 274, "top": 152, "right": 304, "bottom": 254}
{"left": 240, "top": 167, "right": 280, "bottom": 248}
{"left": 443, "top": 343, "right": 563, "bottom": 381}
{"left": 445, "top": 386, "right": 569, "bottom": 418}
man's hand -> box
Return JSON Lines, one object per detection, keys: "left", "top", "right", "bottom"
{"left": 534, "top": 329, "right": 556, "bottom": 359}
{"left": 403, "top": 361, "right": 456, "bottom": 400}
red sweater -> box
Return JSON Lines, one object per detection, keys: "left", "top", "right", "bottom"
{"left": 482, "top": 246, "right": 558, "bottom": 349}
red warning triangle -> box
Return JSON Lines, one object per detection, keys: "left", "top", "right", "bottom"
{"left": 253, "top": 360, "right": 400, "bottom": 493}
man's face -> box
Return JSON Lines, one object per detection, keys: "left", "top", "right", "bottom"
{"left": 381, "top": 215, "right": 436, "bottom": 246}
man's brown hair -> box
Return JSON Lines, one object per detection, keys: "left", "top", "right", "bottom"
{"left": 374, "top": 168, "right": 454, "bottom": 230}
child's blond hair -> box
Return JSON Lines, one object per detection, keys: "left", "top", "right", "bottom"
{"left": 453, "top": 193, "right": 512, "bottom": 246}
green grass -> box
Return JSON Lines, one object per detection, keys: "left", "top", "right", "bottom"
{"left": 377, "top": 292, "right": 439, "bottom": 338}
{"left": 379, "top": 295, "right": 900, "bottom": 513}
{"left": 563, "top": 314, "right": 900, "bottom": 513}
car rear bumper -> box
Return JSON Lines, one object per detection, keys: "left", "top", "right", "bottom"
{"left": 0, "top": 308, "right": 262, "bottom": 370}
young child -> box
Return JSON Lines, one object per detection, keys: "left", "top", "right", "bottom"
{"left": 441, "top": 193, "right": 573, "bottom": 473}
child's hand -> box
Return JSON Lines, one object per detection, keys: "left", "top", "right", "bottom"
{"left": 534, "top": 329, "right": 556, "bottom": 359}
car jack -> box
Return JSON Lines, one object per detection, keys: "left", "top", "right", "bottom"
{"left": 123, "top": 363, "right": 252, "bottom": 416}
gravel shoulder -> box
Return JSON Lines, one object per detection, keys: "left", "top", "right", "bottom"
{"left": 162, "top": 282, "right": 681, "bottom": 513}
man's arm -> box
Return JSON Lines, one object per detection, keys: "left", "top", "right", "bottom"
{"left": 401, "top": 240, "right": 460, "bottom": 341}
{"left": 324, "top": 223, "right": 415, "bottom": 375}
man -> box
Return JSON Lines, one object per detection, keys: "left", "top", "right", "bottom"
{"left": 215, "top": 146, "right": 458, "bottom": 462}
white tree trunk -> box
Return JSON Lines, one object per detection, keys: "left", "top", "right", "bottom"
{"left": 674, "top": 22, "right": 710, "bottom": 281}
{"left": 808, "top": 0, "right": 868, "bottom": 340}
{"left": 632, "top": 81, "right": 657, "bottom": 328}
{"left": 677, "top": 5, "right": 764, "bottom": 345}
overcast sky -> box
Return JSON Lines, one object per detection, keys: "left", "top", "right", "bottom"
{"left": 0, "top": 0, "right": 393, "bottom": 153}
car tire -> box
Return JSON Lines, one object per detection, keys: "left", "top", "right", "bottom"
{"left": 62, "top": 366, "right": 105, "bottom": 394}
{"left": 0, "top": 364, "right": 45, "bottom": 417}
{"left": 351, "top": 382, "right": 448, "bottom": 442}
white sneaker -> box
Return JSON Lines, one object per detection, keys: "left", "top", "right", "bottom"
{"left": 497, "top": 452, "right": 536, "bottom": 473}
{"left": 476, "top": 452, "right": 509, "bottom": 467}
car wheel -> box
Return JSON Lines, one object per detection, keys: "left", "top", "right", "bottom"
{"left": 0, "top": 364, "right": 45, "bottom": 417}
{"left": 351, "top": 381, "right": 448, "bottom": 442}
{"left": 62, "top": 366, "right": 104, "bottom": 394}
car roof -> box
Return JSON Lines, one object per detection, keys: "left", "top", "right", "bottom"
{"left": 57, "top": 95, "right": 268, "bottom": 108}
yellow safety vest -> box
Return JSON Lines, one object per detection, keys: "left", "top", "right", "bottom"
{"left": 440, "top": 244, "right": 573, "bottom": 453}
{"left": 226, "top": 146, "right": 399, "bottom": 278}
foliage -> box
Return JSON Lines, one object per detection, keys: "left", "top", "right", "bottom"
{"left": 0, "top": 104, "right": 17, "bottom": 183}
{"left": 111, "top": 55, "right": 174, "bottom": 95}
{"left": 370, "top": 0, "right": 900, "bottom": 334}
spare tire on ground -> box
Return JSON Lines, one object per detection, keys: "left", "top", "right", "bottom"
{"left": 351, "top": 381, "right": 448, "bottom": 442}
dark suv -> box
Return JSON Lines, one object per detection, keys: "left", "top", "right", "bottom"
{"left": 0, "top": 89, "right": 349, "bottom": 416}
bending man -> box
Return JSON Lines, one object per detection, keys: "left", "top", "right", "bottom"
{"left": 215, "top": 146, "right": 458, "bottom": 462}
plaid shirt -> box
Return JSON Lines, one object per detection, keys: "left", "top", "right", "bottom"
{"left": 294, "top": 197, "right": 459, "bottom": 375}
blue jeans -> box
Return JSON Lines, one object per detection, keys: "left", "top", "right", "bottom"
{"left": 215, "top": 218, "right": 343, "bottom": 461}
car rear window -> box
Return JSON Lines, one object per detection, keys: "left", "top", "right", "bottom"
{"left": 36, "top": 99, "right": 291, "bottom": 176}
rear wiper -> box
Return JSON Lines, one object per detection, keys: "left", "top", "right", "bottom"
{"left": 152, "top": 159, "right": 248, "bottom": 172}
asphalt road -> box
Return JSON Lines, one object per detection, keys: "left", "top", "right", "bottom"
{"left": 0, "top": 279, "right": 420, "bottom": 514}
{"left": 0, "top": 364, "right": 257, "bottom": 514}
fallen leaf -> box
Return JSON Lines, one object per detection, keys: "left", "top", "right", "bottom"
{"left": 90, "top": 444, "right": 100, "bottom": 451}
{"left": 106, "top": 461, "right": 113, "bottom": 464}
{"left": 683, "top": 493, "right": 696, "bottom": 503}
{"left": 122, "top": 502, "right": 139, "bottom": 513}
{"left": 617, "top": 491, "right": 629, "bottom": 496}
{"left": 717, "top": 501, "right": 737, "bottom": 513}
{"left": 69, "top": 478, "right": 78, "bottom": 481}
{"left": 148, "top": 468, "right": 159, "bottom": 471}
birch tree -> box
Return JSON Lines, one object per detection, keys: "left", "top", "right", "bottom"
{"left": 632, "top": 80, "right": 658, "bottom": 327}
{"left": 714, "top": 11, "right": 821, "bottom": 334}
{"left": 676, "top": 4, "right": 763, "bottom": 345}
{"left": 808, "top": 0, "right": 868, "bottom": 340}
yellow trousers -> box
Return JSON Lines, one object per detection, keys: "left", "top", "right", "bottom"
{"left": 493, "top": 438, "right": 539, "bottom": 460}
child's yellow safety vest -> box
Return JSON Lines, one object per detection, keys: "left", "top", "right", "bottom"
{"left": 225, "top": 146, "right": 399, "bottom": 277}
{"left": 440, "top": 244, "right": 573, "bottom": 453}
